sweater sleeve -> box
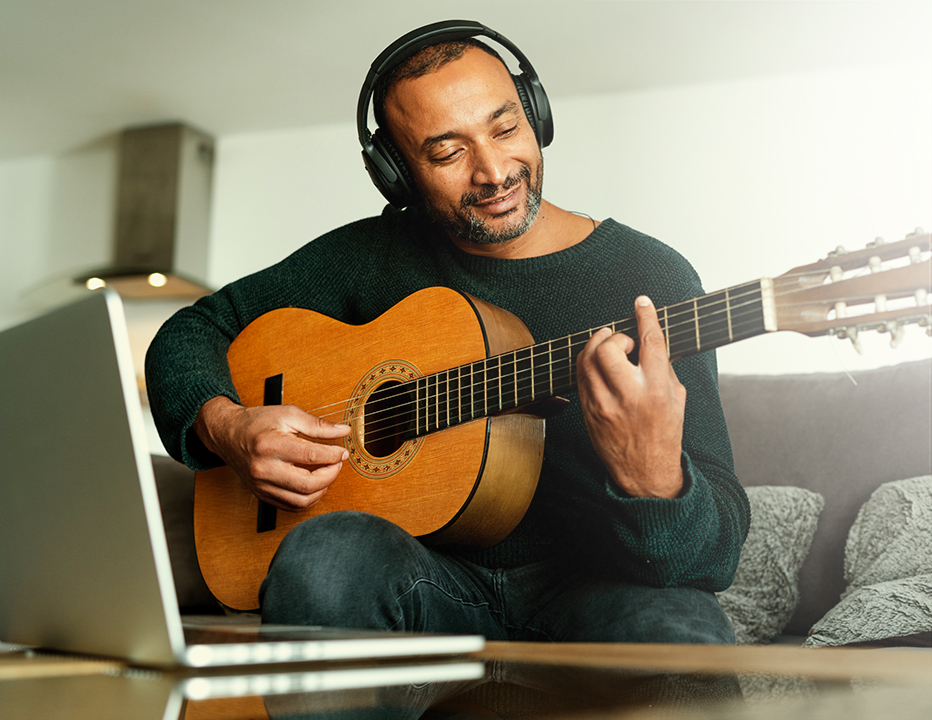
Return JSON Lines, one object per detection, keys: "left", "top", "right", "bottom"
{"left": 144, "top": 285, "right": 252, "bottom": 470}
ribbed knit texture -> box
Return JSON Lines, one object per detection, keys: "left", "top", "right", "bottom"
{"left": 145, "top": 206, "right": 749, "bottom": 591}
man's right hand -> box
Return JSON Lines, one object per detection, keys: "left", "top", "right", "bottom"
{"left": 194, "top": 396, "right": 351, "bottom": 512}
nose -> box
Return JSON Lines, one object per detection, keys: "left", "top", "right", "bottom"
{"left": 470, "top": 141, "right": 508, "bottom": 188}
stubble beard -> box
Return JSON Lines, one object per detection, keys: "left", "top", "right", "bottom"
{"left": 422, "top": 161, "right": 544, "bottom": 246}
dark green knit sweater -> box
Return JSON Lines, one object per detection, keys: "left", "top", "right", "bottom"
{"left": 145, "top": 206, "right": 749, "bottom": 591}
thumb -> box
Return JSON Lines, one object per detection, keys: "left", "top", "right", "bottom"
{"left": 286, "top": 406, "right": 352, "bottom": 439}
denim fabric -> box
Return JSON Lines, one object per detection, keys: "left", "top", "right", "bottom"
{"left": 260, "top": 511, "right": 735, "bottom": 644}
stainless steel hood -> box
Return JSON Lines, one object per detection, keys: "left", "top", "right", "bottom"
{"left": 77, "top": 122, "right": 215, "bottom": 299}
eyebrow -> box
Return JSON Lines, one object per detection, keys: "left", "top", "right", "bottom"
{"left": 420, "top": 101, "right": 521, "bottom": 154}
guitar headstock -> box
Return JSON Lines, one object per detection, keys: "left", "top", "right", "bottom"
{"left": 769, "top": 229, "right": 931, "bottom": 350}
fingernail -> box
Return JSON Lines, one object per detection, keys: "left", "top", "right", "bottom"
{"left": 636, "top": 296, "right": 652, "bottom": 307}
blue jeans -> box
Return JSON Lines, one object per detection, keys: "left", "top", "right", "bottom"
{"left": 260, "top": 511, "right": 735, "bottom": 644}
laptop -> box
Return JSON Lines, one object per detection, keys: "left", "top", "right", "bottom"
{"left": 0, "top": 290, "right": 485, "bottom": 670}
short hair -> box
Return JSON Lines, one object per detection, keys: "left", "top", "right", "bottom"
{"left": 372, "top": 38, "right": 507, "bottom": 132}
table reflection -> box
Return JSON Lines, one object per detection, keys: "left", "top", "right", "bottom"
{"left": 3, "top": 645, "right": 928, "bottom": 720}
{"left": 187, "top": 661, "right": 744, "bottom": 719}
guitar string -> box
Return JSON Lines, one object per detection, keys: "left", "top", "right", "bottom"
{"left": 308, "top": 269, "right": 930, "bottom": 438}
{"left": 303, "top": 271, "right": 927, "bottom": 442}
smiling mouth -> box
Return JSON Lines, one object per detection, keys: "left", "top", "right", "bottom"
{"left": 472, "top": 187, "right": 520, "bottom": 215}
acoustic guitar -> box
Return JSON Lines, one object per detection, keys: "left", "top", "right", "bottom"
{"left": 194, "top": 232, "right": 931, "bottom": 610}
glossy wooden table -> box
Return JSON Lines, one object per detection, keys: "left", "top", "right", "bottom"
{"left": 1, "top": 641, "right": 929, "bottom": 719}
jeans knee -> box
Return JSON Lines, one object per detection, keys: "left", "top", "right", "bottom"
{"left": 624, "top": 587, "right": 735, "bottom": 644}
{"left": 260, "top": 511, "right": 416, "bottom": 626}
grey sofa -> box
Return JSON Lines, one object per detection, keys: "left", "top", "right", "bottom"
{"left": 154, "top": 358, "right": 932, "bottom": 645}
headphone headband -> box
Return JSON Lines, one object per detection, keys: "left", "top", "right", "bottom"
{"left": 357, "top": 19, "right": 553, "bottom": 208}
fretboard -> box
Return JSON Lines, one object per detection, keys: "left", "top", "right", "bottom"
{"left": 391, "top": 279, "right": 769, "bottom": 439}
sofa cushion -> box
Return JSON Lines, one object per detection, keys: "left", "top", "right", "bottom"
{"left": 806, "top": 476, "right": 932, "bottom": 647}
{"left": 806, "top": 576, "right": 932, "bottom": 647}
{"left": 718, "top": 359, "right": 932, "bottom": 635}
{"left": 843, "top": 475, "right": 932, "bottom": 584}
{"left": 717, "top": 486, "right": 824, "bottom": 644}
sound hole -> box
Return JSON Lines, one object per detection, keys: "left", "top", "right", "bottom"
{"left": 363, "top": 381, "right": 415, "bottom": 458}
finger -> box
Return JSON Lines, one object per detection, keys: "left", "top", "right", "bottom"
{"left": 577, "top": 328, "right": 616, "bottom": 396}
{"left": 257, "top": 483, "right": 329, "bottom": 512}
{"left": 275, "top": 432, "right": 349, "bottom": 467}
{"left": 278, "top": 405, "right": 351, "bottom": 439}
{"left": 255, "top": 459, "right": 344, "bottom": 510}
{"left": 582, "top": 326, "right": 639, "bottom": 387}
{"left": 633, "top": 296, "right": 671, "bottom": 375}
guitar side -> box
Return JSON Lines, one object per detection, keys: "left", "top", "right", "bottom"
{"left": 194, "top": 287, "right": 545, "bottom": 611}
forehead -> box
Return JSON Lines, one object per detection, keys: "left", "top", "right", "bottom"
{"left": 384, "top": 48, "right": 521, "bottom": 144}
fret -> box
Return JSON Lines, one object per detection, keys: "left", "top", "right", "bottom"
{"left": 512, "top": 349, "right": 519, "bottom": 408}
{"left": 692, "top": 298, "right": 701, "bottom": 351}
{"left": 696, "top": 293, "right": 729, "bottom": 354}
{"left": 514, "top": 347, "right": 534, "bottom": 408}
{"left": 662, "top": 306, "right": 670, "bottom": 357}
{"left": 416, "top": 376, "right": 426, "bottom": 436}
{"left": 434, "top": 372, "right": 444, "bottom": 432}
{"left": 467, "top": 363, "right": 475, "bottom": 422}
{"left": 725, "top": 288, "right": 733, "bottom": 342}
{"left": 471, "top": 359, "right": 485, "bottom": 420}
{"left": 729, "top": 280, "right": 768, "bottom": 342}
{"left": 458, "top": 365, "right": 470, "bottom": 424}
{"left": 445, "top": 370, "right": 453, "bottom": 427}
{"left": 482, "top": 360, "right": 489, "bottom": 417}
{"left": 532, "top": 344, "right": 551, "bottom": 403}
{"left": 496, "top": 354, "right": 504, "bottom": 412}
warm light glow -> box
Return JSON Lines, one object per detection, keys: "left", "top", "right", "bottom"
{"left": 147, "top": 272, "right": 168, "bottom": 287}
{"left": 85, "top": 277, "right": 106, "bottom": 290}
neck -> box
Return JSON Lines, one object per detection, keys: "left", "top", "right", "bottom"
{"left": 450, "top": 201, "right": 598, "bottom": 259}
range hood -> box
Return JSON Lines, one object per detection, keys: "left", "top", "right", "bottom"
{"left": 77, "top": 122, "right": 215, "bottom": 299}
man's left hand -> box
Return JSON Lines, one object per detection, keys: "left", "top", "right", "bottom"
{"left": 576, "top": 295, "right": 686, "bottom": 499}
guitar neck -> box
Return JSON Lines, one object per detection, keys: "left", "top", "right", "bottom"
{"left": 401, "top": 279, "right": 772, "bottom": 438}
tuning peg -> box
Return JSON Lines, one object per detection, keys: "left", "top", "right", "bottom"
{"left": 828, "top": 245, "right": 848, "bottom": 258}
{"left": 835, "top": 326, "right": 863, "bottom": 354}
{"left": 881, "top": 321, "right": 907, "bottom": 349}
{"left": 866, "top": 237, "right": 886, "bottom": 249}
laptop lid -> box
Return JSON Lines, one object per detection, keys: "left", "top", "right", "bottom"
{"left": 0, "top": 290, "right": 186, "bottom": 664}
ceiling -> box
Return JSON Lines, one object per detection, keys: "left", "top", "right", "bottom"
{"left": 1, "top": 0, "right": 929, "bottom": 159}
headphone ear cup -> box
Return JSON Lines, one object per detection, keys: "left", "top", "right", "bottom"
{"left": 512, "top": 74, "right": 554, "bottom": 149}
{"left": 362, "top": 129, "right": 418, "bottom": 208}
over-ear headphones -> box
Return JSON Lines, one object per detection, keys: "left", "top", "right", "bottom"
{"left": 357, "top": 19, "right": 553, "bottom": 209}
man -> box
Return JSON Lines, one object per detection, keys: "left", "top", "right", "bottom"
{"left": 146, "top": 22, "right": 749, "bottom": 644}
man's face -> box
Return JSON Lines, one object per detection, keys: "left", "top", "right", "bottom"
{"left": 384, "top": 48, "right": 543, "bottom": 245}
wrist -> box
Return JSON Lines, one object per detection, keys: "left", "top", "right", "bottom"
{"left": 609, "top": 459, "right": 684, "bottom": 499}
{"left": 194, "top": 396, "right": 241, "bottom": 458}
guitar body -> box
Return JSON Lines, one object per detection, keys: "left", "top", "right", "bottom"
{"left": 194, "top": 287, "right": 545, "bottom": 610}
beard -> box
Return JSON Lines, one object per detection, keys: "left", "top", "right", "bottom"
{"left": 421, "top": 161, "right": 543, "bottom": 245}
